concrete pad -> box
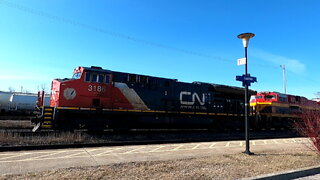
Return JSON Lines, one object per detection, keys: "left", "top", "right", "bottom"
{"left": 0, "top": 137, "right": 311, "bottom": 175}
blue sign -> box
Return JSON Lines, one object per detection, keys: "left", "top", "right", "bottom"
{"left": 236, "top": 74, "right": 257, "bottom": 87}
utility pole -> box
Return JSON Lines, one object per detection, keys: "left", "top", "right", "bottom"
{"left": 280, "top": 65, "right": 286, "bottom": 94}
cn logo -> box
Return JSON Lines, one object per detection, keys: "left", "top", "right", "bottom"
{"left": 180, "top": 91, "right": 205, "bottom": 105}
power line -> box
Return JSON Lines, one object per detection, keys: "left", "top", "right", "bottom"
{"left": 0, "top": 1, "right": 300, "bottom": 69}
{"left": 1, "top": 0, "right": 320, "bottom": 88}
{"left": 0, "top": 0, "right": 231, "bottom": 63}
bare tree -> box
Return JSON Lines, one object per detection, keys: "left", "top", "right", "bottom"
{"left": 37, "top": 83, "right": 48, "bottom": 92}
{"left": 294, "top": 110, "right": 320, "bottom": 153}
{"left": 8, "top": 87, "right": 15, "bottom": 92}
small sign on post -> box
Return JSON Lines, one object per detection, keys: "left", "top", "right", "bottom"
{"left": 237, "top": 58, "right": 247, "bottom": 66}
{"left": 236, "top": 74, "right": 257, "bottom": 87}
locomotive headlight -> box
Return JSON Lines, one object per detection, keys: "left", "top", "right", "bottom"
{"left": 63, "top": 88, "right": 76, "bottom": 100}
{"left": 237, "top": 33, "right": 255, "bottom": 48}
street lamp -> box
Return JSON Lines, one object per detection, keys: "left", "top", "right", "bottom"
{"left": 237, "top": 32, "right": 255, "bottom": 155}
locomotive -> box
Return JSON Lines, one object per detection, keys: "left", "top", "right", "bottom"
{"left": 32, "top": 66, "right": 256, "bottom": 131}
{"left": 250, "top": 91, "right": 320, "bottom": 129}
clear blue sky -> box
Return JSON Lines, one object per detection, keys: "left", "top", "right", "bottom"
{"left": 1, "top": 0, "right": 320, "bottom": 99}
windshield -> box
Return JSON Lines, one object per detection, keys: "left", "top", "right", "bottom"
{"left": 72, "top": 72, "right": 81, "bottom": 79}
{"left": 255, "top": 96, "right": 262, "bottom": 99}
{"left": 265, "top": 95, "right": 276, "bottom": 100}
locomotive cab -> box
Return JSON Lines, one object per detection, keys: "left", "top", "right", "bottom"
{"left": 33, "top": 66, "right": 135, "bottom": 131}
{"left": 50, "top": 66, "right": 113, "bottom": 108}
{"left": 250, "top": 91, "right": 313, "bottom": 118}
{"left": 250, "top": 92, "right": 284, "bottom": 113}
{"left": 253, "top": 92, "right": 278, "bottom": 103}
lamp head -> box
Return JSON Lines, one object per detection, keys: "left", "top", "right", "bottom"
{"left": 237, "top": 33, "right": 255, "bottom": 48}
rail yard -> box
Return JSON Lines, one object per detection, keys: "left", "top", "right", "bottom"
{"left": 2, "top": 0, "right": 320, "bottom": 179}
{"left": 0, "top": 65, "right": 319, "bottom": 151}
{"left": 1, "top": 65, "right": 319, "bottom": 179}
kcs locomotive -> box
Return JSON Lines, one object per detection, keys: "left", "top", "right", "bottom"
{"left": 32, "top": 66, "right": 256, "bottom": 131}
{"left": 250, "top": 91, "right": 320, "bottom": 129}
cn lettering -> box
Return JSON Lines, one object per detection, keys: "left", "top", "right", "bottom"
{"left": 180, "top": 91, "right": 205, "bottom": 105}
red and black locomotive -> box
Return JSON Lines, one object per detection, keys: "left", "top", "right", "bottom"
{"left": 32, "top": 66, "right": 256, "bottom": 131}
{"left": 250, "top": 91, "right": 320, "bottom": 129}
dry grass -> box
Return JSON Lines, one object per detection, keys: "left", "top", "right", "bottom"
{"left": 2, "top": 149, "right": 319, "bottom": 180}
{"left": 0, "top": 131, "right": 99, "bottom": 146}
{"left": 0, "top": 131, "right": 26, "bottom": 146}
{"left": 0, "top": 119, "right": 110, "bottom": 146}
{"left": 0, "top": 120, "right": 31, "bottom": 129}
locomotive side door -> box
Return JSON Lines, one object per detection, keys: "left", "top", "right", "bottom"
{"left": 163, "top": 80, "right": 176, "bottom": 111}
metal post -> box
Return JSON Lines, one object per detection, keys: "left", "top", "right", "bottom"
{"left": 244, "top": 47, "right": 252, "bottom": 155}
{"left": 237, "top": 32, "right": 255, "bottom": 155}
{"left": 280, "top": 65, "right": 286, "bottom": 94}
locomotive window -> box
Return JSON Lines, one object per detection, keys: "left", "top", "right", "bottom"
{"left": 255, "top": 96, "right": 262, "bottom": 99}
{"left": 72, "top": 72, "right": 81, "bottom": 79}
{"left": 85, "top": 72, "right": 91, "bottom": 82}
{"left": 98, "top": 74, "right": 104, "bottom": 83}
{"left": 265, "top": 95, "right": 276, "bottom": 99}
{"left": 105, "top": 75, "right": 110, "bottom": 84}
{"left": 92, "top": 74, "right": 98, "bottom": 82}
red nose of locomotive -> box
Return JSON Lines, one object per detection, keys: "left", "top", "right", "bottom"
{"left": 49, "top": 66, "right": 113, "bottom": 108}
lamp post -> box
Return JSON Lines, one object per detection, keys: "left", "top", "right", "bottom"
{"left": 237, "top": 32, "right": 255, "bottom": 155}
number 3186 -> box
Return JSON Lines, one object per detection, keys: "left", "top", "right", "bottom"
{"left": 88, "top": 85, "right": 106, "bottom": 92}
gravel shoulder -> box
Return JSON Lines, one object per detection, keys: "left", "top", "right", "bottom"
{"left": 1, "top": 141, "right": 319, "bottom": 180}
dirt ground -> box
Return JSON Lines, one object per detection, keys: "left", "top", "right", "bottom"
{"left": 1, "top": 145, "right": 319, "bottom": 180}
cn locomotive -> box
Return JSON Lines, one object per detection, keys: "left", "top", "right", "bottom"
{"left": 32, "top": 66, "right": 256, "bottom": 131}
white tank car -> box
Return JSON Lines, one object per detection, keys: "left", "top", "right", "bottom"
{"left": 0, "top": 91, "right": 49, "bottom": 114}
{"left": 0, "top": 91, "right": 13, "bottom": 112}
